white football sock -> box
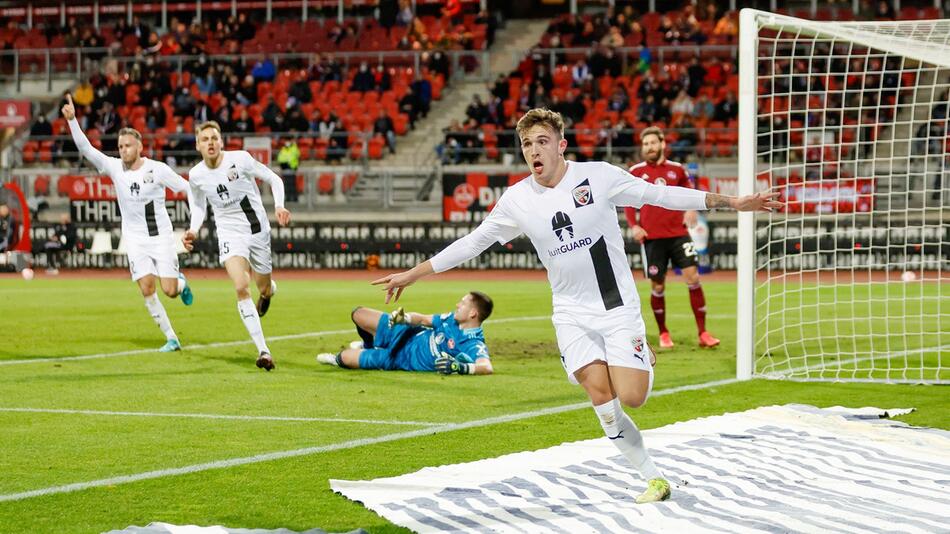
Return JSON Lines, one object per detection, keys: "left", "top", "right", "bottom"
{"left": 237, "top": 298, "right": 269, "bottom": 353}
{"left": 144, "top": 294, "right": 177, "bottom": 341}
{"left": 593, "top": 397, "right": 663, "bottom": 481}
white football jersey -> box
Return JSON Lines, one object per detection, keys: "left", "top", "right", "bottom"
{"left": 431, "top": 161, "right": 708, "bottom": 315}
{"left": 187, "top": 151, "right": 284, "bottom": 237}
{"left": 67, "top": 119, "right": 189, "bottom": 239}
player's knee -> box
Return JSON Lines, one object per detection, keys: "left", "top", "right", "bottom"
{"left": 618, "top": 390, "right": 648, "bottom": 409}
{"left": 651, "top": 281, "right": 665, "bottom": 294}
{"left": 139, "top": 284, "right": 156, "bottom": 297}
{"left": 235, "top": 287, "right": 251, "bottom": 300}
{"left": 350, "top": 306, "right": 364, "bottom": 322}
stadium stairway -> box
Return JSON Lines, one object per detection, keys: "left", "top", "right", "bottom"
{"left": 348, "top": 19, "right": 551, "bottom": 204}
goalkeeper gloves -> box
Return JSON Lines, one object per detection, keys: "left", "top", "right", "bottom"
{"left": 389, "top": 307, "right": 408, "bottom": 327}
{"left": 435, "top": 352, "right": 474, "bottom": 375}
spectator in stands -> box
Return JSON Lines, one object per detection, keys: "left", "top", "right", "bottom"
{"left": 287, "top": 107, "right": 308, "bottom": 133}
{"left": 196, "top": 71, "right": 217, "bottom": 96}
{"left": 235, "top": 12, "right": 255, "bottom": 42}
{"left": 608, "top": 86, "right": 629, "bottom": 112}
{"left": 713, "top": 11, "right": 738, "bottom": 41}
{"left": 875, "top": 0, "right": 896, "bottom": 20}
{"left": 485, "top": 94, "right": 504, "bottom": 126}
{"left": 374, "top": 65, "right": 392, "bottom": 92}
{"left": 267, "top": 111, "right": 287, "bottom": 133}
{"left": 655, "top": 97, "right": 672, "bottom": 124}
{"left": 233, "top": 108, "right": 255, "bottom": 133}
{"left": 44, "top": 213, "right": 76, "bottom": 275}
{"left": 0, "top": 204, "right": 15, "bottom": 253}
{"left": 437, "top": 119, "right": 464, "bottom": 164}
{"left": 373, "top": 109, "right": 397, "bottom": 154}
{"left": 399, "top": 87, "right": 420, "bottom": 129}
{"left": 73, "top": 80, "right": 94, "bottom": 108}
{"left": 466, "top": 94, "right": 489, "bottom": 125}
{"left": 686, "top": 57, "right": 707, "bottom": 97}
{"left": 601, "top": 25, "right": 624, "bottom": 48}
{"left": 215, "top": 105, "right": 233, "bottom": 132}
{"left": 396, "top": 0, "right": 413, "bottom": 26}
{"left": 194, "top": 100, "right": 212, "bottom": 124}
{"left": 670, "top": 115, "right": 698, "bottom": 161}
{"left": 146, "top": 98, "right": 167, "bottom": 130}
{"left": 351, "top": 62, "right": 375, "bottom": 93}
{"left": 613, "top": 118, "right": 635, "bottom": 156}
{"left": 173, "top": 87, "right": 196, "bottom": 118}
{"left": 638, "top": 94, "right": 658, "bottom": 123}
{"left": 715, "top": 91, "right": 738, "bottom": 122}
{"left": 30, "top": 114, "right": 53, "bottom": 137}
{"left": 571, "top": 59, "right": 592, "bottom": 91}
{"left": 318, "top": 112, "right": 337, "bottom": 141}
{"left": 251, "top": 57, "right": 276, "bottom": 84}
{"left": 261, "top": 96, "right": 281, "bottom": 127}
{"left": 328, "top": 115, "right": 348, "bottom": 162}
{"left": 411, "top": 77, "right": 432, "bottom": 118}
{"left": 277, "top": 138, "right": 300, "bottom": 203}
{"left": 671, "top": 90, "right": 695, "bottom": 117}
{"left": 289, "top": 75, "right": 313, "bottom": 107}
{"left": 692, "top": 95, "right": 714, "bottom": 121}
{"left": 442, "top": 0, "right": 463, "bottom": 26}
{"left": 96, "top": 102, "right": 120, "bottom": 151}
{"left": 427, "top": 50, "right": 450, "bottom": 81}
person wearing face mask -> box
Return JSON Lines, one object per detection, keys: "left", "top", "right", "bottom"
{"left": 372, "top": 108, "right": 783, "bottom": 505}
{"left": 62, "top": 94, "right": 196, "bottom": 353}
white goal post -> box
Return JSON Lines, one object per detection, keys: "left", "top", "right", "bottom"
{"left": 737, "top": 9, "right": 949, "bottom": 383}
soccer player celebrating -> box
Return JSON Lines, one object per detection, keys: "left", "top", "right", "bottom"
{"left": 626, "top": 126, "right": 719, "bottom": 349}
{"left": 373, "top": 108, "right": 781, "bottom": 504}
{"left": 62, "top": 94, "right": 194, "bottom": 353}
{"left": 182, "top": 121, "right": 290, "bottom": 371}
{"left": 316, "top": 292, "right": 494, "bottom": 375}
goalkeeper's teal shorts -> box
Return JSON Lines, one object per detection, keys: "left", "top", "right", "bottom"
{"left": 358, "top": 313, "right": 434, "bottom": 371}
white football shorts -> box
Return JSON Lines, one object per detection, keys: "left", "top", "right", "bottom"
{"left": 553, "top": 307, "right": 654, "bottom": 390}
{"left": 217, "top": 230, "right": 273, "bottom": 274}
{"left": 127, "top": 235, "right": 180, "bottom": 281}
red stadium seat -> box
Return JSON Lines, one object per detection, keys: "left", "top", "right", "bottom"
{"left": 318, "top": 173, "right": 334, "bottom": 194}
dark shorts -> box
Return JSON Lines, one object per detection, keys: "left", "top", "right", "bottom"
{"left": 643, "top": 235, "right": 698, "bottom": 280}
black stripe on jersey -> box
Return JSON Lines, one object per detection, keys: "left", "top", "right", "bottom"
{"left": 144, "top": 201, "right": 159, "bottom": 236}
{"left": 589, "top": 236, "right": 623, "bottom": 311}
{"left": 240, "top": 195, "right": 262, "bottom": 234}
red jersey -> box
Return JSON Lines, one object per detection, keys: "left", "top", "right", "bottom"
{"left": 624, "top": 159, "right": 693, "bottom": 240}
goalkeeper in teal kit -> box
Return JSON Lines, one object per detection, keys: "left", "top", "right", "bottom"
{"left": 316, "top": 291, "right": 494, "bottom": 375}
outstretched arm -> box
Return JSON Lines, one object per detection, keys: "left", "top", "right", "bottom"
{"left": 62, "top": 94, "right": 111, "bottom": 173}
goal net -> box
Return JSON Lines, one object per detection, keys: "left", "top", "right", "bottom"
{"left": 737, "top": 9, "right": 949, "bottom": 383}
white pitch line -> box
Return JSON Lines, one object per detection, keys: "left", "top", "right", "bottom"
{"left": 0, "top": 407, "right": 441, "bottom": 427}
{"left": 0, "top": 315, "right": 553, "bottom": 366}
{"left": 0, "top": 377, "right": 739, "bottom": 503}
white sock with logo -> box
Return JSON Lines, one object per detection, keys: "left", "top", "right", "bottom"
{"left": 237, "top": 298, "right": 269, "bottom": 353}
{"left": 144, "top": 294, "right": 176, "bottom": 341}
{"left": 593, "top": 398, "right": 663, "bottom": 481}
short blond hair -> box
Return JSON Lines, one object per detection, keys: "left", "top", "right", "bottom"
{"left": 640, "top": 126, "right": 664, "bottom": 143}
{"left": 516, "top": 108, "right": 565, "bottom": 140}
{"left": 195, "top": 120, "right": 222, "bottom": 135}
{"left": 117, "top": 127, "right": 142, "bottom": 141}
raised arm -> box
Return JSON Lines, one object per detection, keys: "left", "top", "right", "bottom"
{"left": 62, "top": 94, "right": 112, "bottom": 173}
{"left": 372, "top": 212, "right": 520, "bottom": 303}
{"left": 243, "top": 152, "right": 290, "bottom": 226}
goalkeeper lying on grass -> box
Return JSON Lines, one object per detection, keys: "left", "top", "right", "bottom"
{"left": 317, "top": 291, "right": 494, "bottom": 375}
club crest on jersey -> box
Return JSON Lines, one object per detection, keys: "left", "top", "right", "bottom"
{"left": 227, "top": 164, "right": 239, "bottom": 182}
{"left": 216, "top": 183, "right": 230, "bottom": 200}
{"left": 667, "top": 171, "right": 677, "bottom": 179}
{"left": 655, "top": 177, "right": 667, "bottom": 186}
{"left": 551, "top": 211, "right": 574, "bottom": 242}
{"left": 143, "top": 170, "right": 154, "bottom": 184}
{"left": 571, "top": 179, "right": 594, "bottom": 208}
{"left": 130, "top": 182, "right": 140, "bottom": 196}
{"left": 447, "top": 338, "right": 456, "bottom": 349}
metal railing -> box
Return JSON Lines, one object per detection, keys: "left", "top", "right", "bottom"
{"left": 512, "top": 44, "right": 739, "bottom": 75}
{"left": 0, "top": 48, "right": 492, "bottom": 91}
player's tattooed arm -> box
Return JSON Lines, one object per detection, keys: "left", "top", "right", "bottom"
{"left": 705, "top": 191, "right": 784, "bottom": 212}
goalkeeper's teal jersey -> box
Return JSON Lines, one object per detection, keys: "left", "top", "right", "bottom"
{"left": 402, "top": 312, "right": 489, "bottom": 371}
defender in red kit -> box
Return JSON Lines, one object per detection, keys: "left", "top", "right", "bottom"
{"left": 624, "top": 126, "right": 720, "bottom": 349}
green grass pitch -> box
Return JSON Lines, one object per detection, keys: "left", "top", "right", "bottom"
{"left": 0, "top": 274, "right": 947, "bottom": 533}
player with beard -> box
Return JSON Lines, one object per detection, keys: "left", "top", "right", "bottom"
{"left": 626, "top": 126, "right": 719, "bottom": 349}
{"left": 371, "top": 108, "right": 782, "bottom": 504}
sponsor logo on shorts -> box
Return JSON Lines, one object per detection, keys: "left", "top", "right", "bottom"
{"left": 633, "top": 337, "right": 644, "bottom": 353}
